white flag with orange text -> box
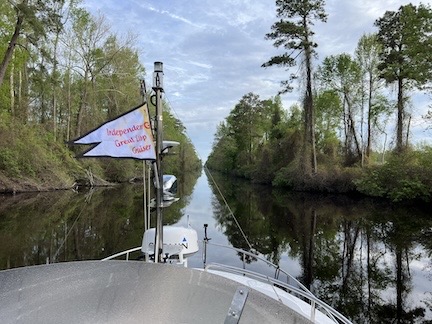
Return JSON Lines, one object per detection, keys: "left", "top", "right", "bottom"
{"left": 71, "top": 103, "right": 156, "bottom": 160}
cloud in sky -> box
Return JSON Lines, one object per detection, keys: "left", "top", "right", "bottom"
{"left": 83, "top": 0, "right": 431, "bottom": 160}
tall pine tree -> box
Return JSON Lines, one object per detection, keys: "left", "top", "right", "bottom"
{"left": 375, "top": 4, "right": 432, "bottom": 152}
{"left": 263, "top": 0, "right": 327, "bottom": 175}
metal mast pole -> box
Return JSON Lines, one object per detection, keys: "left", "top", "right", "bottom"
{"left": 153, "top": 62, "right": 164, "bottom": 263}
{"left": 140, "top": 80, "right": 148, "bottom": 232}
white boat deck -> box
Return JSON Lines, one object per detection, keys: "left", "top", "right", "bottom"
{"left": 0, "top": 261, "right": 313, "bottom": 323}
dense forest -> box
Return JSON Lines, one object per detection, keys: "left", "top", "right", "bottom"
{"left": 0, "top": 0, "right": 201, "bottom": 193}
{"left": 1, "top": 1, "right": 432, "bottom": 203}
{"left": 206, "top": 1, "right": 432, "bottom": 203}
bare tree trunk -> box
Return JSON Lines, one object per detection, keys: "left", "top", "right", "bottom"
{"left": 76, "top": 86, "right": 87, "bottom": 138}
{"left": 345, "top": 94, "right": 362, "bottom": 161}
{"left": 67, "top": 73, "right": 71, "bottom": 141}
{"left": 0, "top": 12, "right": 23, "bottom": 88}
{"left": 18, "top": 70, "right": 22, "bottom": 113}
{"left": 396, "top": 77, "right": 404, "bottom": 152}
{"left": 17, "top": 63, "right": 29, "bottom": 123}
{"left": 360, "top": 78, "right": 365, "bottom": 167}
{"left": 366, "top": 70, "right": 373, "bottom": 160}
{"left": 10, "top": 60, "right": 14, "bottom": 115}
{"left": 343, "top": 99, "right": 349, "bottom": 156}
{"left": 406, "top": 115, "right": 411, "bottom": 147}
{"left": 52, "top": 32, "right": 60, "bottom": 141}
{"left": 347, "top": 108, "right": 362, "bottom": 158}
{"left": 51, "top": 0, "right": 67, "bottom": 141}
{"left": 75, "top": 69, "right": 91, "bottom": 138}
{"left": 302, "top": 18, "right": 317, "bottom": 175}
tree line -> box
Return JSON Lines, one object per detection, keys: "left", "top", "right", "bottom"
{"left": 0, "top": 0, "right": 201, "bottom": 187}
{"left": 206, "top": 1, "right": 432, "bottom": 202}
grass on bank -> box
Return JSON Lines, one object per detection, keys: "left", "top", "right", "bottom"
{"left": 0, "top": 114, "right": 88, "bottom": 192}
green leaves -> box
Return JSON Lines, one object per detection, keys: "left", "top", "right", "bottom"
{"left": 375, "top": 3, "right": 432, "bottom": 151}
{"left": 207, "top": 93, "right": 285, "bottom": 177}
{"left": 375, "top": 3, "right": 432, "bottom": 87}
{"left": 355, "top": 150, "right": 432, "bottom": 202}
{"left": 263, "top": 0, "right": 327, "bottom": 93}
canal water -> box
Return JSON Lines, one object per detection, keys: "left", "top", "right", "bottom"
{"left": 0, "top": 171, "right": 431, "bottom": 323}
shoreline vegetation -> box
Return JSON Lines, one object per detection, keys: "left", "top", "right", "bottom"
{"left": 1, "top": 2, "right": 431, "bottom": 205}
{"left": 204, "top": 1, "right": 432, "bottom": 206}
{"left": 203, "top": 1, "right": 432, "bottom": 206}
{"left": 1, "top": 113, "right": 431, "bottom": 205}
{"left": 205, "top": 148, "right": 432, "bottom": 205}
{"left": 0, "top": 112, "right": 202, "bottom": 195}
{"left": 205, "top": 93, "right": 432, "bottom": 205}
{"left": 1, "top": 112, "right": 430, "bottom": 206}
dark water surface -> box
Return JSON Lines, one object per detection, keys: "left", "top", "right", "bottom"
{"left": 1, "top": 171, "right": 431, "bottom": 323}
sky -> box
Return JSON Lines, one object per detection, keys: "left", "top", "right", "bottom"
{"left": 83, "top": 0, "right": 431, "bottom": 161}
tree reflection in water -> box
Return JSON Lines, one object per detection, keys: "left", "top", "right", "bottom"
{"left": 207, "top": 173, "right": 432, "bottom": 323}
{"left": 0, "top": 169, "right": 199, "bottom": 270}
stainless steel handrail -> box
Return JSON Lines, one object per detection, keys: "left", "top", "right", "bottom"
{"left": 203, "top": 242, "right": 312, "bottom": 294}
{"left": 101, "top": 242, "right": 352, "bottom": 323}
{"left": 101, "top": 246, "right": 141, "bottom": 261}
{"left": 202, "top": 242, "right": 353, "bottom": 323}
{"left": 205, "top": 262, "right": 351, "bottom": 324}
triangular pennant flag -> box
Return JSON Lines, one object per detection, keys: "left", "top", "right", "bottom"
{"left": 71, "top": 103, "right": 156, "bottom": 160}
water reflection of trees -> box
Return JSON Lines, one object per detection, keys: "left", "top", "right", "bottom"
{"left": 207, "top": 173, "right": 432, "bottom": 323}
{"left": 0, "top": 186, "right": 146, "bottom": 269}
{"left": 0, "top": 169, "right": 200, "bottom": 270}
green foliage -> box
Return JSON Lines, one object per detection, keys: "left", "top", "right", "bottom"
{"left": 264, "top": 0, "right": 327, "bottom": 175}
{"left": 0, "top": 0, "right": 66, "bottom": 88}
{"left": 314, "top": 90, "right": 342, "bottom": 157}
{"left": 355, "top": 33, "right": 380, "bottom": 73}
{"left": 0, "top": 116, "right": 83, "bottom": 190}
{"left": 317, "top": 53, "right": 364, "bottom": 163}
{"left": 159, "top": 105, "right": 202, "bottom": 176}
{"left": 272, "top": 161, "right": 300, "bottom": 188}
{"left": 209, "top": 4, "right": 432, "bottom": 202}
{"left": 355, "top": 149, "right": 432, "bottom": 202}
{"left": 273, "top": 162, "right": 360, "bottom": 193}
{"left": 375, "top": 4, "right": 432, "bottom": 151}
{"left": 97, "top": 159, "right": 137, "bottom": 182}
{"left": 207, "top": 94, "right": 301, "bottom": 180}
{"left": 375, "top": 4, "right": 432, "bottom": 87}
{"left": 354, "top": 169, "right": 386, "bottom": 197}
{"left": 319, "top": 53, "right": 362, "bottom": 90}
{"left": 0, "top": 148, "right": 20, "bottom": 177}
{"left": 207, "top": 93, "right": 272, "bottom": 177}
{"left": 206, "top": 125, "right": 237, "bottom": 172}
{"left": 252, "top": 146, "right": 274, "bottom": 183}
{"left": 263, "top": 0, "right": 327, "bottom": 93}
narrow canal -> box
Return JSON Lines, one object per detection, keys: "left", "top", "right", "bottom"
{"left": 0, "top": 171, "right": 431, "bottom": 323}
